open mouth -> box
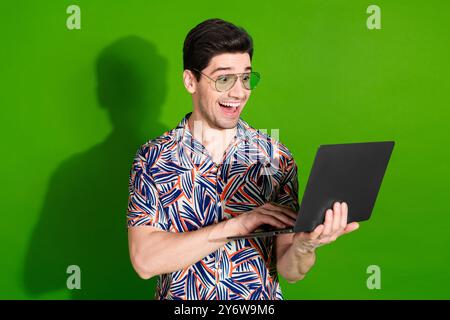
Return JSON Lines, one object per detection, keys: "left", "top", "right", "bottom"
{"left": 218, "top": 101, "right": 240, "bottom": 116}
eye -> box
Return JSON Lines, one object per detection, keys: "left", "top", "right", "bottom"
{"left": 217, "top": 75, "right": 230, "bottom": 83}
{"left": 242, "top": 73, "right": 251, "bottom": 81}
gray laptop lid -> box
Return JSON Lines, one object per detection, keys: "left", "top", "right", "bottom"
{"left": 294, "top": 141, "right": 395, "bottom": 232}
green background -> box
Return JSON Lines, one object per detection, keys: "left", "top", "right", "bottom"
{"left": 1, "top": 0, "right": 449, "bottom": 299}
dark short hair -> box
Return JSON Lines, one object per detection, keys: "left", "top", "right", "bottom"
{"left": 183, "top": 18, "right": 253, "bottom": 81}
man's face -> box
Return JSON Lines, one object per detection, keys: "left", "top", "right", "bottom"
{"left": 193, "top": 53, "right": 252, "bottom": 129}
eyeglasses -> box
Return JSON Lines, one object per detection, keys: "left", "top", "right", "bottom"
{"left": 193, "top": 68, "right": 261, "bottom": 92}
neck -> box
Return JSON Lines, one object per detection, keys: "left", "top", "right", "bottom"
{"left": 187, "top": 111, "right": 237, "bottom": 164}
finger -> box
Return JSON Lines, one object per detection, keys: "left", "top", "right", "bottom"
{"left": 260, "top": 208, "right": 296, "bottom": 226}
{"left": 256, "top": 213, "right": 287, "bottom": 229}
{"left": 340, "top": 202, "right": 348, "bottom": 230}
{"left": 260, "top": 206, "right": 297, "bottom": 224}
{"left": 321, "top": 209, "right": 334, "bottom": 236}
{"left": 294, "top": 223, "right": 325, "bottom": 244}
{"left": 258, "top": 208, "right": 295, "bottom": 226}
{"left": 266, "top": 203, "right": 298, "bottom": 219}
{"left": 310, "top": 224, "right": 325, "bottom": 240}
{"left": 332, "top": 202, "right": 342, "bottom": 234}
{"left": 343, "top": 222, "right": 360, "bottom": 234}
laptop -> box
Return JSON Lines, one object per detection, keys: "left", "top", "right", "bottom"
{"left": 227, "top": 141, "right": 395, "bottom": 240}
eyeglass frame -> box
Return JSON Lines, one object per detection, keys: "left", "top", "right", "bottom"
{"left": 192, "top": 68, "right": 260, "bottom": 92}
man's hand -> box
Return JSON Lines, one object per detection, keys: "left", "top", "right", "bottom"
{"left": 230, "top": 203, "right": 297, "bottom": 236}
{"left": 292, "top": 202, "right": 359, "bottom": 255}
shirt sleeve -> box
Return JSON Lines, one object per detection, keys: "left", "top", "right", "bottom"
{"left": 274, "top": 155, "right": 300, "bottom": 212}
{"left": 126, "top": 144, "right": 170, "bottom": 230}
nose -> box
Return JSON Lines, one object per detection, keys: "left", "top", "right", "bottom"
{"left": 228, "top": 76, "right": 247, "bottom": 100}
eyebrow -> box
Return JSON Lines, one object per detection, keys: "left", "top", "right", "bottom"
{"left": 211, "top": 66, "right": 252, "bottom": 75}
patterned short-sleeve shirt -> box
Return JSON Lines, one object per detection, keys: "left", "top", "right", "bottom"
{"left": 127, "top": 113, "right": 299, "bottom": 300}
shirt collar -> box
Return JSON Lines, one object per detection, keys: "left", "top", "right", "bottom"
{"left": 175, "top": 112, "right": 255, "bottom": 146}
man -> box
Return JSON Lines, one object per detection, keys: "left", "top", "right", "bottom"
{"left": 127, "top": 18, "right": 359, "bottom": 300}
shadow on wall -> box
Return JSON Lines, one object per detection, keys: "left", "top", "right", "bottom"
{"left": 23, "top": 35, "right": 169, "bottom": 299}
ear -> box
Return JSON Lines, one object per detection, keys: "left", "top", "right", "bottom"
{"left": 183, "top": 69, "right": 197, "bottom": 94}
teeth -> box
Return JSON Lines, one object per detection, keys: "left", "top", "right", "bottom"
{"left": 220, "top": 102, "right": 240, "bottom": 108}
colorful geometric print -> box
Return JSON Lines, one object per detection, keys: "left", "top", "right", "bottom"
{"left": 127, "top": 113, "right": 299, "bottom": 300}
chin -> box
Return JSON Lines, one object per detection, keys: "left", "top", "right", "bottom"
{"left": 215, "top": 117, "right": 239, "bottom": 130}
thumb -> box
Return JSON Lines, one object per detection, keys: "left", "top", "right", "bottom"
{"left": 294, "top": 224, "right": 324, "bottom": 243}
{"left": 344, "top": 222, "right": 360, "bottom": 234}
